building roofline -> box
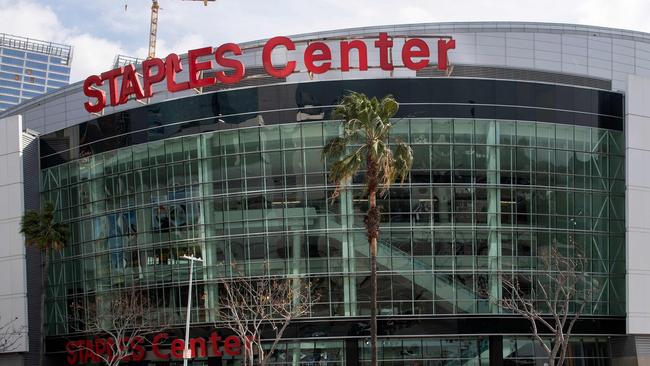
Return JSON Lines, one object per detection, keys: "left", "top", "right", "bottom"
{"left": 2, "top": 21, "right": 647, "bottom": 119}
{"left": 0, "top": 33, "right": 73, "bottom": 64}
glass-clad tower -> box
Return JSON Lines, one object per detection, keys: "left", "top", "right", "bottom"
{"left": 0, "top": 33, "right": 72, "bottom": 111}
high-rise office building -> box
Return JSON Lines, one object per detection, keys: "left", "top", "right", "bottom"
{"left": 0, "top": 33, "right": 72, "bottom": 112}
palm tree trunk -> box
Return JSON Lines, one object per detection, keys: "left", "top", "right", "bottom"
{"left": 39, "top": 247, "right": 49, "bottom": 366}
{"left": 369, "top": 234, "right": 378, "bottom": 366}
{"left": 366, "top": 159, "right": 379, "bottom": 366}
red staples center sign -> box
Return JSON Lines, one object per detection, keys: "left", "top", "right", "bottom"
{"left": 82, "top": 33, "right": 456, "bottom": 113}
{"left": 65, "top": 331, "right": 245, "bottom": 364}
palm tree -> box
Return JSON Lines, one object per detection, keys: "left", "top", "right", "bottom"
{"left": 20, "top": 202, "right": 67, "bottom": 366}
{"left": 322, "top": 92, "right": 413, "bottom": 366}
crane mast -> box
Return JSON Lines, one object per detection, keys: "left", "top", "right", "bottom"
{"left": 148, "top": 1, "right": 160, "bottom": 59}
{"left": 123, "top": 0, "right": 215, "bottom": 60}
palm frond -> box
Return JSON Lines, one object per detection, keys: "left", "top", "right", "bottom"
{"left": 394, "top": 142, "right": 414, "bottom": 183}
{"left": 20, "top": 202, "right": 67, "bottom": 253}
{"left": 328, "top": 149, "right": 365, "bottom": 199}
{"left": 376, "top": 145, "right": 396, "bottom": 195}
{"left": 380, "top": 96, "right": 399, "bottom": 120}
{"left": 322, "top": 136, "right": 348, "bottom": 160}
{"left": 327, "top": 91, "right": 411, "bottom": 199}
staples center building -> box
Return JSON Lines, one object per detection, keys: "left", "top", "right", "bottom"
{"left": 3, "top": 21, "right": 650, "bottom": 366}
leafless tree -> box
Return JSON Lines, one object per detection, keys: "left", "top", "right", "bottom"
{"left": 0, "top": 316, "right": 25, "bottom": 353}
{"left": 217, "top": 275, "right": 317, "bottom": 366}
{"left": 68, "top": 289, "right": 166, "bottom": 366}
{"left": 492, "top": 245, "right": 598, "bottom": 366}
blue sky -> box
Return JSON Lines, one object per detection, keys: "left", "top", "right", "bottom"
{"left": 1, "top": 0, "right": 649, "bottom": 82}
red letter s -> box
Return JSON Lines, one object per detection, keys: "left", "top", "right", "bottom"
{"left": 215, "top": 43, "right": 245, "bottom": 84}
{"left": 83, "top": 75, "right": 106, "bottom": 114}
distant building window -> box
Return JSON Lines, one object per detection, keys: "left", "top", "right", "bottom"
{"left": 0, "top": 102, "right": 14, "bottom": 110}
{"left": 1, "top": 57, "right": 24, "bottom": 66}
{"left": 22, "top": 83, "right": 44, "bottom": 92}
{"left": 0, "top": 79, "right": 20, "bottom": 88}
{"left": 1, "top": 49, "right": 25, "bottom": 58}
{"left": 22, "top": 90, "right": 41, "bottom": 98}
{"left": 28, "top": 69, "right": 46, "bottom": 78}
{"left": 48, "top": 72, "right": 69, "bottom": 81}
{"left": 47, "top": 80, "right": 67, "bottom": 88}
{"left": 26, "top": 52, "right": 49, "bottom": 63}
{"left": 29, "top": 77, "right": 45, "bottom": 85}
{"left": 0, "top": 64, "right": 22, "bottom": 73}
{"left": 0, "top": 94, "right": 19, "bottom": 103}
{"left": 0, "top": 87, "right": 20, "bottom": 95}
{"left": 25, "top": 61, "right": 47, "bottom": 70}
{"left": 49, "top": 65, "right": 70, "bottom": 74}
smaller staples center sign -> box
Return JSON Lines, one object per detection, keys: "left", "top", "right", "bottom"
{"left": 65, "top": 331, "right": 244, "bottom": 364}
{"left": 83, "top": 32, "right": 455, "bottom": 113}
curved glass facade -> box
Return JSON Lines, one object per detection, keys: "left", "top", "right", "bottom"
{"left": 40, "top": 79, "right": 625, "bottom": 365}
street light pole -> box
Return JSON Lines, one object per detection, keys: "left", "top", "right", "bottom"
{"left": 181, "top": 254, "right": 204, "bottom": 366}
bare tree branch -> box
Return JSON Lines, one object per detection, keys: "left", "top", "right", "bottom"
{"left": 0, "top": 316, "right": 25, "bottom": 353}
{"left": 216, "top": 272, "right": 318, "bottom": 366}
{"left": 67, "top": 289, "right": 167, "bottom": 366}
{"left": 487, "top": 245, "right": 597, "bottom": 366}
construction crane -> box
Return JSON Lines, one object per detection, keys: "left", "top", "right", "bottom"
{"left": 125, "top": 0, "right": 216, "bottom": 59}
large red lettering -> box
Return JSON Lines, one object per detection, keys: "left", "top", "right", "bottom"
{"left": 402, "top": 38, "right": 430, "bottom": 70}
{"left": 66, "top": 341, "right": 81, "bottom": 365}
{"left": 190, "top": 336, "right": 207, "bottom": 357}
{"left": 93, "top": 338, "right": 110, "bottom": 361}
{"left": 83, "top": 75, "right": 106, "bottom": 114}
{"left": 171, "top": 339, "right": 185, "bottom": 359}
{"left": 83, "top": 35, "right": 456, "bottom": 113}
{"left": 142, "top": 58, "right": 165, "bottom": 98}
{"left": 131, "top": 336, "right": 146, "bottom": 361}
{"left": 374, "top": 32, "right": 394, "bottom": 71}
{"left": 437, "top": 38, "right": 456, "bottom": 70}
{"left": 81, "top": 340, "right": 94, "bottom": 364}
{"left": 165, "top": 53, "right": 190, "bottom": 92}
{"left": 209, "top": 332, "right": 223, "bottom": 357}
{"left": 119, "top": 64, "right": 145, "bottom": 104}
{"left": 188, "top": 46, "right": 216, "bottom": 88}
{"left": 100, "top": 67, "right": 124, "bottom": 106}
{"left": 224, "top": 335, "right": 241, "bottom": 356}
{"left": 152, "top": 333, "right": 170, "bottom": 359}
{"left": 340, "top": 40, "right": 368, "bottom": 71}
{"left": 215, "top": 43, "right": 245, "bottom": 84}
{"left": 262, "top": 36, "right": 296, "bottom": 78}
{"left": 304, "top": 42, "right": 332, "bottom": 74}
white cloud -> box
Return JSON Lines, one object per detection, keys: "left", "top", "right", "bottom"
{"left": 0, "top": 0, "right": 134, "bottom": 82}
{"left": 66, "top": 34, "right": 122, "bottom": 82}
{"left": 0, "top": 0, "right": 65, "bottom": 42}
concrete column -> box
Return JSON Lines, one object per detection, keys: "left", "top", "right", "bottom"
{"left": 0, "top": 114, "right": 30, "bottom": 358}
{"left": 626, "top": 75, "right": 650, "bottom": 336}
